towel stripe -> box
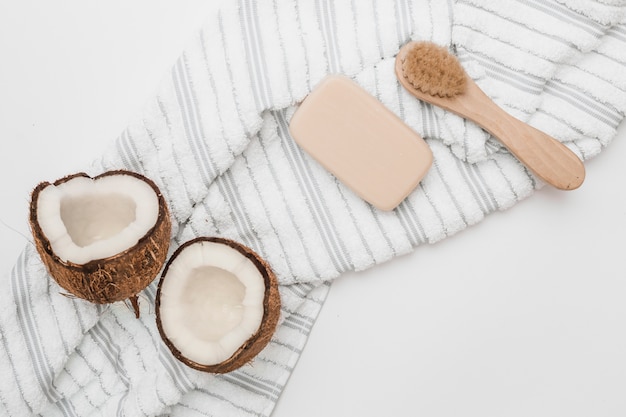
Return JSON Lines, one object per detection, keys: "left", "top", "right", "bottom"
{"left": 430, "top": 153, "right": 469, "bottom": 226}
{"left": 257, "top": 127, "right": 321, "bottom": 278}
{"left": 286, "top": 283, "right": 324, "bottom": 302}
{"left": 396, "top": 199, "right": 428, "bottom": 245}
{"left": 0, "top": 323, "right": 35, "bottom": 415}
{"left": 159, "top": 345, "right": 195, "bottom": 392}
{"left": 172, "top": 56, "right": 217, "bottom": 185}
{"left": 12, "top": 253, "right": 67, "bottom": 409}
{"left": 269, "top": 338, "right": 303, "bottom": 355}
{"left": 152, "top": 99, "right": 197, "bottom": 210}
{"left": 271, "top": 0, "right": 296, "bottom": 100}
{"left": 89, "top": 327, "right": 130, "bottom": 392}
{"left": 609, "top": 25, "right": 626, "bottom": 43}
{"left": 458, "top": 49, "right": 544, "bottom": 93}
{"left": 395, "top": 0, "right": 414, "bottom": 45}
{"left": 492, "top": 158, "right": 520, "bottom": 200}
{"left": 116, "top": 130, "right": 143, "bottom": 174}
{"left": 292, "top": 0, "right": 313, "bottom": 90}
{"left": 203, "top": 14, "right": 253, "bottom": 141}
{"left": 219, "top": 373, "right": 281, "bottom": 401}
{"left": 315, "top": 0, "right": 342, "bottom": 73}
{"left": 74, "top": 346, "right": 113, "bottom": 396}
{"left": 545, "top": 80, "right": 622, "bottom": 127}
{"left": 214, "top": 171, "right": 265, "bottom": 252}
{"left": 276, "top": 110, "right": 353, "bottom": 272}
{"left": 455, "top": 157, "right": 494, "bottom": 213}
{"left": 280, "top": 314, "right": 313, "bottom": 334}
{"left": 142, "top": 122, "right": 194, "bottom": 219}
{"left": 243, "top": 1, "right": 273, "bottom": 109}
{"left": 141, "top": 285, "right": 195, "bottom": 393}
{"left": 239, "top": 150, "right": 298, "bottom": 276}
{"left": 459, "top": 41, "right": 622, "bottom": 126}
{"left": 372, "top": 0, "right": 387, "bottom": 61}
{"left": 197, "top": 388, "right": 259, "bottom": 415}
{"left": 522, "top": 0, "right": 607, "bottom": 38}
{"left": 5, "top": 1, "right": 626, "bottom": 416}
{"left": 350, "top": 0, "right": 366, "bottom": 69}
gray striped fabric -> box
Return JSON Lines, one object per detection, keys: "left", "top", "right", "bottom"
{"left": 2, "top": 0, "right": 626, "bottom": 416}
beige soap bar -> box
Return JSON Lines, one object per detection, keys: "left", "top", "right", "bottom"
{"left": 289, "top": 75, "right": 432, "bottom": 211}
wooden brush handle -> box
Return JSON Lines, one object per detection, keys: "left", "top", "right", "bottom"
{"left": 451, "top": 80, "right": 585, "bottom": 190}
{"left": 398, "top": 73, "right": 586, "bottom": 190}
{"left": 395, "top": 42, "right": 585, "bottom": 190}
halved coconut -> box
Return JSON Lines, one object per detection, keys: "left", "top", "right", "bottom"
{"left": 29, "top": 170, "right": 171, "bottom": 317}
{"left": 156, "top": 237, "right": 281, "bottom": 373}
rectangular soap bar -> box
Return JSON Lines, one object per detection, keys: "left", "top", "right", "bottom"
{"left": 289, "top": 75, "right": 432, "bottom": 211}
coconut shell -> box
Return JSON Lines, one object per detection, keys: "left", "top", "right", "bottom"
{"left": 155, "top": 237, "right": 281, "bottom": 374}
{"left": 29, "top": 170, "right": 171, "bottom": 317}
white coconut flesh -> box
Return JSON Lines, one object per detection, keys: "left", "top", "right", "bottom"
{"left": 159, "top": 241, "right": 266, "bottom": 366}
{"left": 36, "top": 175, "right": 159, "bottom": 265}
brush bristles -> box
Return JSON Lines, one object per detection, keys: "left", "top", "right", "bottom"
{"left": 401, "top": 42, "right": 467, "bottom": 98}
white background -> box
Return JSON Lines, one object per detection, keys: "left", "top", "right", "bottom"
{"left": 1, "top": 1, "right": 625, "bottom": 416}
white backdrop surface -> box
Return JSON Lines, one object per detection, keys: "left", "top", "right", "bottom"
{"left": 1, "top": 2, "right": 625, "bottom": 416}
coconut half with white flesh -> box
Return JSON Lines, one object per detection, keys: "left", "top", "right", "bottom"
{"left": 156, "top": 237, "right": 281, "bottom": 373}
{"left": 29, "top": 170, "right": 171, "bottom": 317}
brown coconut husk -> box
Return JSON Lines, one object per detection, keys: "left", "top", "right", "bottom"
{"left": 29, "top": 170, "right": 171, "bottom": 318}
{"left": 155, "top": 236, "right": 281, "bottom": 374}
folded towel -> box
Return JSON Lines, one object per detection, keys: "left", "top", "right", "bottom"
{"left": 2, "top": 0, "right": 626, "bottom": 416}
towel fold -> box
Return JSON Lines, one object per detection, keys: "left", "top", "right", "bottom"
{"left": 3, "top": 1, "right": 626, "bottom": 416}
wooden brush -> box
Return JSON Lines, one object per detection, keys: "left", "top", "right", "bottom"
{"left": 395, "top": 41, "right": 585, "bottom": 190}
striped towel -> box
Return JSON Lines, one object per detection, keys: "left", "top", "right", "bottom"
{"left": 2, "top": 0, "right": 626, "bottom": 416}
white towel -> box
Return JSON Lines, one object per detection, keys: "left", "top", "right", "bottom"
{"left": 2, "top": 0, "right": 626, "bottom": 416}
